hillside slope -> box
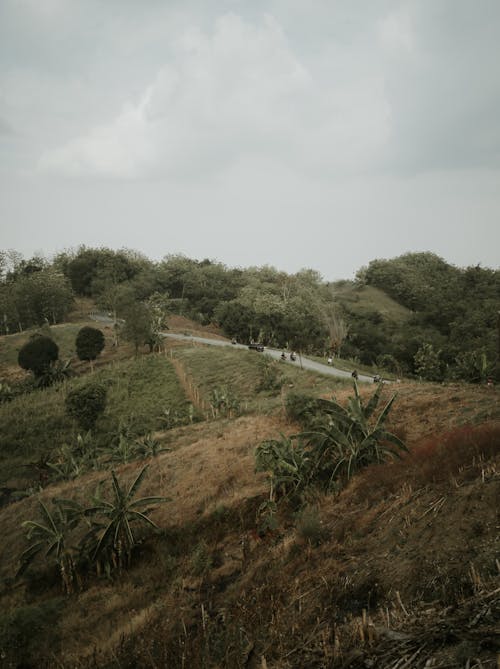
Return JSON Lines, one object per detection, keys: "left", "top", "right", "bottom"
{"left": 0, "top": 321, "right": 498, "bottom": 668}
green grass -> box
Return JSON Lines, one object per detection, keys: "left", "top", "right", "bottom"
{"left": 0, "top": 355, "right": 190, "bottom": 488}
{"left": 333, "top": 284, "right": 411, "bottom": 323}
{"left": 0, "top": 323, "right": 91, "bottom": 370}
{"left": 172, "top": 345, "right": 351, "bottom": 414}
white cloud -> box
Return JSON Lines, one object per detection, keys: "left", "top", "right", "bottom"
{"left": 39, "top": 12, "right": 390, "bottom": 179}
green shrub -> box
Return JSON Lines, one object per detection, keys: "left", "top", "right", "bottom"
{"left": 255, "top": 435, "right": 311, "bottom": 498}
{"left": 285, "top": 392, "right": 321, "bottom": 427}
{"left": 256, "top": 357, "right": 285, "bottom": 393}
{"left": 18, "top": 334, "right": 59, "bottom": 377}
{"left": 208, "top": 386, "right": 241, "bottom": 418}
{"left": 76, "top": 326, "right": 105, "bottom": 368}
{"left": 65, "top": 382, "right": 107, "bottom": 431}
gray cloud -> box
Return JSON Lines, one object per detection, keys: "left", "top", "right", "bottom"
{"left": 0, "top": 1, "right": 499, "bottom": 278}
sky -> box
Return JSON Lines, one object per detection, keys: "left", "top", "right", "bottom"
{"left": 0, "top": 0, "right": 499, "bottom": 281}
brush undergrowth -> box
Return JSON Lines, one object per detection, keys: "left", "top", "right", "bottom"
{"left": 349, "top": 422, "right": 500, "bottom": 505}
{"left": 0, "top": 355, "right": 192, "bottom": 488}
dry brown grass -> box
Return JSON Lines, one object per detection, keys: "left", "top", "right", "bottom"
{"left": 2, "top": 326, "right": 500, "bottom": 668}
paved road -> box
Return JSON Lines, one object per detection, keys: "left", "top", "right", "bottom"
{"left": 160, "top": 332, "right": 376, "bottom": 383}
{"left": 89, "top": 311, "right": 377, "bottom": 383}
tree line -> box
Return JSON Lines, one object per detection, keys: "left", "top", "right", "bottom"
{"left": 1, "top": 247, "right": 498, "bottom": 383}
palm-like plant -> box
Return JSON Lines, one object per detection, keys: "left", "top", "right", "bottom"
{"left": 255, "top": 434, "right": 310, "bottom": 499}
{"left": 306, "top": 381, "right": 407, "bottom": 487}
{"left": 134, "top": 433, "right": 169, "bottom": 458}
{"left": 17, "top": 500, "right": 80, "bottom": 593}
{"left": 84, "top": 465, "right": 167, "bottom": 574}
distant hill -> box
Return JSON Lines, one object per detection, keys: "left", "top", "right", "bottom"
{"left": 331, "top": 282, "right": 412, "bottom": 324}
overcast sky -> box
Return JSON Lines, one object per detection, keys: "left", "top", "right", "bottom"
{"left": 1, "top": 0, "right": 499, "bottom": 280}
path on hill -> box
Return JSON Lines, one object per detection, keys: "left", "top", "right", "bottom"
{"left": 89, "top": 312, "right": 377, "bottom": 383}
{"left": 160, "top": 332, "right": 376, "bottom": 383}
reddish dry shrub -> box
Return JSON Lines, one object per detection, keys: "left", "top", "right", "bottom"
{"left": 349, "top": 423, "right": 500, "bottom": 503}
{"left": 407, "top": 423, "right": 500, "bottom": 485}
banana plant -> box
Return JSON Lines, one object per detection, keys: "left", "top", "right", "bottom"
{"left": 83, "top": 465, "right": 167, "bottom": 574}
{"left": 17, "top": 500, "right": 81, "bottom": 594}
{"left": 134, "top": 433, "right": 170, "bottom": 458}
{"left": 305, "top": 381, "right": 407, "bottom": 487}
{"left": 255, "top": 434, "right": 311, "bottom": 499}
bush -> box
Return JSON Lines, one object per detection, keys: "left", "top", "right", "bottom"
{"left": 349, "top": 423, "right": 500, "bottom": 504}
{"left": 256, "top": 358, "right": 284, "bottom": 393}
{"left": 18, "top": 334, "right": 59, "bottom": 377}
{"left": 285, "top": 392, "right": 321, "bottom": 427}
{"left": 76, "top": 326, "right": 105, "bottom": 367}
{"left": 65, "top": 382, "right": 107, "bottom": 431}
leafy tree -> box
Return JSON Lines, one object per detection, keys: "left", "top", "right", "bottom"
{"left": 453, "top": 348, "right": 493, "bottom": 383}
{"left": 3, "top": 269, "right": 73, "bottom": 331}
{"left": 414, "top": 343, "right": 443, "bottom": 381}
{"left": 76, "top": 326, "right": 105, "bottom": 371}
{"left": 215, "top": 300, "right": 256, "bottom": 342}
{"left": 65, "top": 382, "right": 107, "bottom": 431}
{"left": 18, "top": 335, "right": 59, "bottom": 377}
{"left": 120, "top": 302, "right": 154, "bottom": 355}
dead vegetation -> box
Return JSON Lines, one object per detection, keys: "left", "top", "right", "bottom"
{"left": 0, "top": 318, "right": 498, "bottom": 668}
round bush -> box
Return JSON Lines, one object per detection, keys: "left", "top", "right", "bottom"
{"left": 76, "top": 326, "right": 105, "bottom": 363}
{"left": 65, "top": 382, "right": 107, "bottom": 431}
{"left": 18, "top": 335, "right": 59, "bottom": 377}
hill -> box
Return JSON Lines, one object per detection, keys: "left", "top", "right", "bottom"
{"left": 0, "top": 316, "right": 498, "bottom": 668}
{"left": 331, "top": 283, "right": 412, "bottom": 325}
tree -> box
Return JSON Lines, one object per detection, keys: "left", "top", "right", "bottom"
{"left": 120, "top": 302, "right": 153, "bottom": 355}
{"left": 65, "top": 383, "right": 107, "bottom": 432}
{"left": 18, "top": 335, "right": 59, "bottom": 377}
{"left": 414, "top": 343, "right": 443, "bottom": 381}
{"left": 76, "top": 326, "right": 105, "bottom": 371}
{"left": 322, "top": 302, "right": 349, "bottom": 356}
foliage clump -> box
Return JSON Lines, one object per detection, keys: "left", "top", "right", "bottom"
{"left": 17, "top": 466, "right": 166, "bottom": 590}
{"left": 256, "top": 357, "right": 285, "bottom": 393}
{"left": 65, "top": 382, "right": 107, "bottom": 431}
{"left": 76, "top": 326, "right": 105, "bottom": 369}
{"left": 256, "top": 381, "right": 406, "bottom": 498}
{"left": 209, "top": 386, "right": 241, "bottom": 418}
{"left": 18, "top": 334, "right": 59, "bottom": 377}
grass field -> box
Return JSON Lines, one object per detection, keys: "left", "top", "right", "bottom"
{"left": 333, "top": 283, "right": 412, "bottom": 323}
{"left": 0, "top": 354, "right": 190, "bottom": 489}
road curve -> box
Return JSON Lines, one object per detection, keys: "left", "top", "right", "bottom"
{"left": 88, "top": 312, "right": 378, "bottom": 384}
{"left": 160, "top": 332, "right": 376, "bottom": 383}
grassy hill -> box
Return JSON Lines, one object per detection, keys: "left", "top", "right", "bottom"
{"left": 0, "top": 316, "right": 498, "bottom": 668}
{"left": 332, "top": 282, "right": 412, "bottom": 324}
